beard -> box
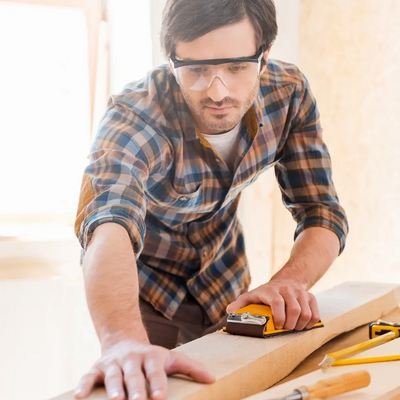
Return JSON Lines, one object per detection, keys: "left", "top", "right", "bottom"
{"left": 181, "top": 78, "right": 260, "bottom": 134}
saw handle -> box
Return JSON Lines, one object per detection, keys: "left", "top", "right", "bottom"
{"left": 304, "top": 370, "right": 371, "bottom": 399}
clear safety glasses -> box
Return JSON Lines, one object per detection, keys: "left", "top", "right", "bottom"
{"left": 170, "top": 47, "right": 265, "bottom": 91}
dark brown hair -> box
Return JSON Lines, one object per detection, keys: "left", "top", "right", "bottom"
{"left": 160, "top": 0, "right": 278, "bottom": 57}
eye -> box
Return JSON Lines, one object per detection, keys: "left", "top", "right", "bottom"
{"left": 188, "top": 66, "right": 208, "bottom": 74}
{"left": 229, "top": 64, "right": 247, "bottom": 73}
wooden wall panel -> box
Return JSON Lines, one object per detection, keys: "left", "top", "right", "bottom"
{"left": 239, "top": 173, "right": 275, "bottom": 289}
{"left": 272, "top": 1, "right": 400, "bottom": 291}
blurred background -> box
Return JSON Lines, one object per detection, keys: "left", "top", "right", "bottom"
{"left": 0, "top": 0, "right": 399, "bottom": 399}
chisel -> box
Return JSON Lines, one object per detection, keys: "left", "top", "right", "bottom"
{"left": 268, "top": 370, "right": 371, "bottom": 400}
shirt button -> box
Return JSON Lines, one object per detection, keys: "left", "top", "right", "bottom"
{"left": 215, "top": 158, "right": 221, "bottom": 163}
{"left": 202, "top": 250, "right": 208, "bottom": 258}
{"left": 179, "top": 196, "right": 188, "bottom": 201}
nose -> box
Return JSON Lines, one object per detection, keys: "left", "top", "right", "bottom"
{"left": 206, "top": 75, "right": 229, "bottom": 103}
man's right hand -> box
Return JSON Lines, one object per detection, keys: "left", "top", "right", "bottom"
{"left": 74, "top": 338, "right": 215, "bottom": 400}
{"left": 77, "top": 223, "right": 214, "bottom": 399}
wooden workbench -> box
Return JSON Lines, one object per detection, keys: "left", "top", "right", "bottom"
{"left": 276, "top": 307, "right": 400, "bottom": 386}
{"left": 52, "top": 283, "right": 400, "bottom": 400}
{"left": 246, "top": 307, "right": 400, "bottom": 399}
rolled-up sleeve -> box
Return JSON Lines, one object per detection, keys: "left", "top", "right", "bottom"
{"left": 74, "top": 101, "right": 172, "bottom": 257}
{"left": 275, "top": 75, "right": 349, "bottom": 253}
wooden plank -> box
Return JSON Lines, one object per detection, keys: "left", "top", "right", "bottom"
{"left": 52, "top": 282, "right": 400, "bottom": 400}
{"left": 245, "top": 333, "right": 400, "bottom": 399}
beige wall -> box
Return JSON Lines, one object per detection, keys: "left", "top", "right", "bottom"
{"left": 272, "top": 0, "right": 400, "bottom": 292}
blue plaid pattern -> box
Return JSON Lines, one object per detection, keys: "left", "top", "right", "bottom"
{"left": 75, "top": 60, "right": 348, "bottom": 323}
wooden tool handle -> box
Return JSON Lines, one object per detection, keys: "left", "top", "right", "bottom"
{"left": 306, "top": 370, "right": 371, "bottom": 399}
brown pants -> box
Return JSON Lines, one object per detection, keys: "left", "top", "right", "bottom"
{"left": 139, "top": 293, "right": 227, "bottom": 349}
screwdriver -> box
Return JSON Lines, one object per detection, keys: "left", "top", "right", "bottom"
{"left": 268, "top": 370, "right": 371, "bottom": 400}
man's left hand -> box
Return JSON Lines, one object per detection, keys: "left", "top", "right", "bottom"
{"left": 226, "top": 279, "right": 320, "bottom": 331}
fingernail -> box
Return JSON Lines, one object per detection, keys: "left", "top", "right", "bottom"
{"left": 206, "top": 373, "right": 216, "bottom": 382}
{"left": 152, "top": 390, "right": 162, "bottom": 399}
{"left": 110, "top": 391, "right": 120, "bottom": 399}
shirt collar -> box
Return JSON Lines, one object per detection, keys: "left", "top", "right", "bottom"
{"left": 252, "top": 91, "right": 265, "bottom": 129}
{"left": 171, "top": 78, "right": 198, "bottom": 142}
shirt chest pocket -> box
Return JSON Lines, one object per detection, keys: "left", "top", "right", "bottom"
{"left": 248, "top": 159, "right": 279, "bottom": 185}
{"left": 244, "top": 149, "right": 286, "bottom": 186}
{"left": 220, "top": 153, "right": 284, "bottom": 208}
{"left": 146, "top": 179, "right": 203, "bottom": 214}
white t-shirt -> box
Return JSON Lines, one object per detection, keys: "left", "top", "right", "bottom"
{"left": 202, "top": 123, "right": 241, "bottom": 171}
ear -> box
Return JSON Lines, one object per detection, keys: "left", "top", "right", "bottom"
{"left": 260, "top": 47, "right": 271, "bottom": 75}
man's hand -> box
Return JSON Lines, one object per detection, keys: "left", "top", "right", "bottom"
{"left": 77, "top": 223, "right": 214, "bottom": 400}
{"left": 75, "top": 338, "right": 215, "bottom": 400}
{"left": 226, "top": 279, "right": 320, "bottom": 331}
{"left": 226, "top": 227, "right": 340, "bottom": 331}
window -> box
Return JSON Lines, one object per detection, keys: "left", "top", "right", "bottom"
{"left": 0, "top": 2, "right": 91, "bottom": 235}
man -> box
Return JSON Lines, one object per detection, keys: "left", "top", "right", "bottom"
{"left": 74, "top": 1, "right": 348, "bottom": 399}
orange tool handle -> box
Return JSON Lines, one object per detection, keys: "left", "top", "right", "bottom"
{"left": 304, "top": 370, "right": 371, "bottom": 399}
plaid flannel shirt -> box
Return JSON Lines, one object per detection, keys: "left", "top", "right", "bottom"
{"left": 75, "top": 60, "right": 348, "bottom": 324}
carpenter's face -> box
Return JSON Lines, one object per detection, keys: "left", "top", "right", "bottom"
{"left": 172, "top": 18, "right": 269, "bottom": 134}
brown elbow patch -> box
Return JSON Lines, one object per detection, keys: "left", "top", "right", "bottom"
{"left": 74, "top": 174, "right": 95, "bottom": 238}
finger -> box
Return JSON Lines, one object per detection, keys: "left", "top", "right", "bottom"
{"left": 104, "top": 364, "right": 125, "bottom": 400}
{"left": 305, "top": 293, "right": 321, "bottom": 329}
{"left": 123, "top": 359, "right": 147, "bottom": 400}
{"left": 268, "top": 295, "right": 286, "bottom": 330}
{"left": 143, "top": 354, "right": 168, "bottom": 400}
{"left": 294, "top": 294, "right": 312, "bottom": 331}
{"left": 226, "top": 293, "right": 251, "bottom": 314}
{"left": 282, "top": 295, "right": 301, "bottom": 330}
{"left": 166, "top": 353, "right": 215, "bottom": 384}
{"left": 75, "top": 367, "right": 103, "bottom": 399}
{"left": 226, "top": 291, "right": 262, "bottom": 313}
